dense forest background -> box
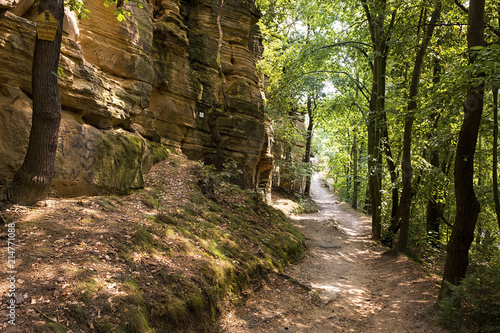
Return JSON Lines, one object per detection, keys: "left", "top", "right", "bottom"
{"left": 257, "top": 0, "right": 500, "bottom": 329}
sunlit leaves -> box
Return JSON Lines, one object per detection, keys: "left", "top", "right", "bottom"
{"left": 65, "top": 0, "right": 143, "bottom": 22}
{"left": 65, "top": 0, "right": 91, "bottom": 19}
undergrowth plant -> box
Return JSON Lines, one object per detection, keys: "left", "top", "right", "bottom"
{"left": 435, "top": 247, "right": 500, "bottom": 332}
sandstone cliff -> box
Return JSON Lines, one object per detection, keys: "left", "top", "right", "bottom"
{"left": 0, "top": 0, "right": 266, "bottom": 196}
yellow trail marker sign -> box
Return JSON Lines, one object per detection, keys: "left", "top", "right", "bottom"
{"left": 35, "top": 10, "right": 59, "bottom": 41}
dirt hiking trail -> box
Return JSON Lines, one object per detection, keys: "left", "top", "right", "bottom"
{"left": 220, "top": 175, "right": 445, "bottom": 332}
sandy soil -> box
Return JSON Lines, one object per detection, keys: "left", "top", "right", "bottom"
{"left": 220, "top": 175, "right": 445, "bottom": 333}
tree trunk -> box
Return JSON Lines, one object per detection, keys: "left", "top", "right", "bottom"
{"left": 493, "top": 88, "right": 500, "bottom": 229}
{"left": 382, "top": 124, "right": 400, "bottom": 232}
{"left": 362, "top": 0, "right": 397, "bottom": 240}
{"left": 351, "top": 125, "right": 359, "bottom": 209}
{"left": 303, "top": 96, "right": 314, "bottom": 196}
{"left": 439, "top": 0, "right": 485, "bottom": 299}
{"left": 426, "top": 57, "right": 443, "bottom": 246}
{"left": 426, "top": 141, "right": 442, "bottom": 246}
{"left": 372, "top": 34, "right": 384, "bottom": 241}
{"left": 394, "top": 3, "right": 441, "bottom": 253}
{"left": 3, "top": 0, "right": 64, "bottom": 206}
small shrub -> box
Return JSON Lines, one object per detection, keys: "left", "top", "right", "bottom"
{"left": 141, "top": 194, "right": 160, "bottom": 209}
{"left": 291, "top": 196, "right": 319, "bottom": 214}
{"left": 66, "top": 304, "right": 89, "bottom": 327}
{"left": 435, "top": 262, "right": 500, "bottom": 332}
{"left": 133, "top": 228, "right": 154, "bottom": 249}
{"left": 124, "top": 308, "right": 150, "bottom": 333}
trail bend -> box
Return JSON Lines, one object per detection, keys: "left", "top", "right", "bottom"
{"left": 221, "top": 175, "right": 444, "bottom": 333}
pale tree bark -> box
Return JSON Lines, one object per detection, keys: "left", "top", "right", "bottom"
{"left": 394, "top": 2, "right": 441, "bottom": 254}
{"left": 2, "top": 0, "right": 64, "bottom": 206}
{"left": 439, "top": 0, "right": 485, "bottom": 299}
{"left": 303, "top": 96, "right": 315, "bottom": 196}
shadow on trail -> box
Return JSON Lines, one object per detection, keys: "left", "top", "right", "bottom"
{"left": 221, "top": 174, "right": 444, "bottom": 333}
{"left": 301, "top": 174, "right": 372, "bottom": 237}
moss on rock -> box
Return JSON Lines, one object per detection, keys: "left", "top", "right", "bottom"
{"left": 93, "top": 131, "right": 145, "bottom": 194}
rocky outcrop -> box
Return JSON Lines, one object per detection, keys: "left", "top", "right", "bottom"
{"left": 0, "top": 0, "right": 267, "bottom": 196}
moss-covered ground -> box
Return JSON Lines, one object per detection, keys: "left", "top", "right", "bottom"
{"left": 0, "top": 154, "right": 306, "bottom": 332}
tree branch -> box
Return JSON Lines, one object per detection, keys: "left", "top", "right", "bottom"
{"left": 454, "top": 0, "right": 468, "bottom": 14}
{"left": 300, "top": 70, "right": 371, "bottom": 103}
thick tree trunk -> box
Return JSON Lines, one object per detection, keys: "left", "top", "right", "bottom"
{"left": 363, "top": 0, "right": 396, "bottom": 240}
{"left": 3, "top": 0, "right": 64, "bottom": 206}
{"left": 395, "top": 3, "right": 441, "bottom": 253}
{"left": 439, "top": 0, "right": 485, "bottom": 299}
{"left": 303, "top": 97, "right": 314, "bottom": 196}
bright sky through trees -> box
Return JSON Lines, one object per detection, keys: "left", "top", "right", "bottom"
{"left": 256, "top": 0, "right": 500, "bottom": 329}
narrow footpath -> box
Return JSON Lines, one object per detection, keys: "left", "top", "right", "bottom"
{"left": 220, "top": 175, "right": 445, "bottom": 332}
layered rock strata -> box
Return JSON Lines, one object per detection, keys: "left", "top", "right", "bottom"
{"left": 0, "top": 0, "right": 267, "bottom": 196}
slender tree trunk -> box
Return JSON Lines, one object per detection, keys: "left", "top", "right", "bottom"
{"left": 352, "top": 125, "right": 359, "bottom": 209}
{"left": 439, "top": 0, "right": 485, "bottom": 299}
{"left": 304, "top": 96, "right": 314, "bottom": 195}
{"left": 395, "top": 3, "right": 441, "bottom": 253}
{"left": 493, "top": 88, "right": 500, "bottom": 229}
{"left": 372, "top": 38, "right": 384, "bottom": 241}
{"left": 426, "top": 58, "right": 443, "bottom": 246}
{"left": 303, "top": 97, "right": 314, "bottom": 196}
{"left": 382, "top": 124, "right": 400, "bottom": 231}
{"left": 3, "top": 0, "right": 64, "bottom": 206}
{"left": 426, "top": 129, "right": 442, "bottom": 246}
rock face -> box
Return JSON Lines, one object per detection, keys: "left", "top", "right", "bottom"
{"left": 0, "top": 0, "right": 267, "bottom": 196}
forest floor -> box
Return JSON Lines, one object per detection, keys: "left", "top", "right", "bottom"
{"left": 220, "top": 175, "right": 446, "bottom": 333}
{"left": 0, "top": 155, "right": 308, "bottom": 332}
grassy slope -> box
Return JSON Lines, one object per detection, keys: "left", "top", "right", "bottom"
{"left": 0, "top": 155, "right": 306, "bottom": 332}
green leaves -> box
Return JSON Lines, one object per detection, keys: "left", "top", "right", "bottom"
{"left": 65, "top": 0, "right": 91, "bottom": 19}
{"left": 65, "top": 0, "right": 143, "bottom": 22}
{"left": 103, "top": 0, "right": 143, "bottom": 22}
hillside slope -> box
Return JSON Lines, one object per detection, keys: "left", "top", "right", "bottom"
{"left": 0, "top": 154, "right": 305, "bottom": 332}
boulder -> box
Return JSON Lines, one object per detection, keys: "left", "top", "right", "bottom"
{"left": 53, "top": 114, "right": 156, "bottom": 197}
{"left": 0, "top": 85, "right": 32, "bottom": 185}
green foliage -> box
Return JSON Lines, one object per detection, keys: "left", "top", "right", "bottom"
{"left": 65, "top": 0, "right": 143, "bottom": 21}
{"left": 65, "top": 0, "right": 91, "bottom": 19}
{"left": 132, "top": 227, "right": 154, "bottom": 250}
{"left": 65, "top": 304, "right": 90, "bottom": 327}
{"left": 435, "top": 257, "right": 500, "bottom": 332}
{"left": 39, "top": 322, "right": 68, "bottom": 333}
{"left": 196, "top": 160, "right": 243, "bottom": 198}
{"left": 124, "top": 308, "right": 151, "bottom": 333}
{"left": 290, "top": 195, "right": 319, "bottom": 214}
